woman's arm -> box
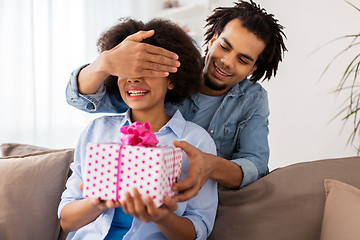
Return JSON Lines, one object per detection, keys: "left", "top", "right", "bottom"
{"left": 60, "top": 190, "right": 121, "bottom": 232}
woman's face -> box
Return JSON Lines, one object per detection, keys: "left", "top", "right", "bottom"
{"left": 117, "top": 76, "right": 174, "bottom": 113}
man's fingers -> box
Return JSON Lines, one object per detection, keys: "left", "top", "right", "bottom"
{"left": 173, "top": 187, "right": 199, "bottom": 202}
{"left": 172, "top": 174, "right": 195, "bottom": 192}
{"left": 126, "top": 30, "right": 179, "bottom": 61}
{"left": 173, "top": 140, "right": 197, "bottom": 158}
{"left": 141, "top": 58, "right": 179, "bottom": 72}
{"left": 126, "top": 30, "right": 155, "bottom": 43}
{"left": 143, "top": 43, "right": 179, "bottom": 61}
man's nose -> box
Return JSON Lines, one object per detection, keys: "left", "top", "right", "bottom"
{"left": 220, "top": 53, "right": 235, "bottom": 69}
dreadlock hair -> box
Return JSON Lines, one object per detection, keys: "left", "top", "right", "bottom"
{"left": 97, "top": 18, "right": 202, "bottom": 105}
{"left": 204, "top": 0, "right": 287, "bottom": 83}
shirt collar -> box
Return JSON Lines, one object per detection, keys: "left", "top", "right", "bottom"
{"left": 159, "top": 110, "right": 185, "bottom": 138}
{"left": 227, "top": 78, "right": 252, "bottom": 97}
{"left": 121, "top": 109, "right": 185, "bottom": 138}
{"left": 120, "top": 109, "right": 132, "bottom": 127}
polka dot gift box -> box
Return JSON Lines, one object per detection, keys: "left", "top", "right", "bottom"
{"left": 82, "top": 122, "right": 182, "bottom": 207}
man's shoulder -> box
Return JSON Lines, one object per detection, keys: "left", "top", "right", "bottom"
{"left": 235, "top": 79, "right": 268, "bottom": 99}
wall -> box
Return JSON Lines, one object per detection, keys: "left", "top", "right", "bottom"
{"left": 255, "top": 0, "right": 359, "bottom": 169}
{"left": 1, "top": 0, "right": 358, "bottom": 171}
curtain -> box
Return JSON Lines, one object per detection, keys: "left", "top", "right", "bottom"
{"left": 0, "top": 0, "right": 135, "bottom": 149}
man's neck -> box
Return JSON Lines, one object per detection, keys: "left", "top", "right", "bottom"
{"left": 199, "top": 78, "right": 229, "bottom": 97}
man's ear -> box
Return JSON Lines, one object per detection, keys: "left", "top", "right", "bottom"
{"left": 248, "top": 64, "right": 257, "bottom": 77}
{"left": 208, "top": 34, "right": 218, "bottom": 48}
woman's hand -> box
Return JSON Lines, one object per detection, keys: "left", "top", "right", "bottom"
{"left": 121, "top": 188, "right": 178, "bottom": 223}
{"left": 80, "top": 183, "right": 121, "bottom": 211}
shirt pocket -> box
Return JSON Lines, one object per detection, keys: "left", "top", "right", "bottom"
{"left": 219, "top": 119, "right": 248, "bottom": 158}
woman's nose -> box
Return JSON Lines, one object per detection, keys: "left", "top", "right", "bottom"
{"left": 127, "top": 78, "right": 142, "bottom": 83}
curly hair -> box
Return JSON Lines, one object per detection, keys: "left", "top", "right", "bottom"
{"left": 97, "top": 18, "right": 202, "bottom": 105}
{"left": 204, "top": 0, "right": 287, "bottom": 83}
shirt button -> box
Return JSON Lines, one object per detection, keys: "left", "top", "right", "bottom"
{"left": 70, "top": 97, "right": 75, "bottom": 102}
{"left": 86, "top": 103, "right": 95, "bottom": 110}
{"left": 219, "top": 106, "right": 223, "bottom": 109}
{"left": 210, "top": 130, "right": 214, "bottom": 134}
{"left": 133, "top": 229, "right": 136, "bottom": 232}
{"left": 192, "top": 109, "right": 196, "bottom": 113}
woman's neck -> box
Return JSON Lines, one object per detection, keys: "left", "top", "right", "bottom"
{"left": 130, "top": 108, "right": 171, "bottom": 133}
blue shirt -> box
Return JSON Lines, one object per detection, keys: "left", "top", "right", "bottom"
{"left": 104, "top": 207, "right": 133, "bottom": 239}
{"left": 66, "top": 65, "right": 270, "bottom": 187}
{"left": 190, "top": 93, "right": 225, "bottom": 130}
{"left": 58, "top": 109, "right": 218, "bottom": 240}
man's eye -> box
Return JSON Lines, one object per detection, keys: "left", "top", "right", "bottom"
{"left": 219, "top": 44, "right": 228, "bottom": 51}
{"left": 238, "top": 58, "right": 248, "bottom": 65}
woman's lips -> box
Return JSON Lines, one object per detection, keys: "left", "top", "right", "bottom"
{"left": 127, "top": 90, "right": 149, "bottom": 97}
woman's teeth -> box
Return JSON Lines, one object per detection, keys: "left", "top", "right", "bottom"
{"left": 128, "top": 90, "right": 148, "bottom": 96}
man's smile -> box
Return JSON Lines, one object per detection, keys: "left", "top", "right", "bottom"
{"left": 213, "top": 61, "right": 233, "bottom": 78}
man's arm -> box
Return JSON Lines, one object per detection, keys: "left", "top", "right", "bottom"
{"left": 172, "top": 140, "right": 243, "bottom": 202}
{"left": 172, "top": 93, "right": 270, "bottom": 201}
{"left": 66, "top": 30, "right": 180, "bottom": 113}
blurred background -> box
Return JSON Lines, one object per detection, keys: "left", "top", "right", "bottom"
{"left": 0, "top": 0, "right": 359, "bottom": 170}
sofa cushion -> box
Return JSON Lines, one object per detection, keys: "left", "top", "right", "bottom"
{"left": 320, "top": 179, "right": 360, "bottom": 240}
{"left": 0, "top": 148, "right": 74, "bottom": 240}
{"left": 1, "top": 142, "right": 50, "bottom": 157}
{"left": 208, "top": 156, "right": 360, "bottom": 240}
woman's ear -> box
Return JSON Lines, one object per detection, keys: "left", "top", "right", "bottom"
{"left": 168, "top": 80, "right": 175, "bottom": 90}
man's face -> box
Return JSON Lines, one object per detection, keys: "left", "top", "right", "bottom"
{"left": 202, "top": 18, "right": 266, "bottom": 96}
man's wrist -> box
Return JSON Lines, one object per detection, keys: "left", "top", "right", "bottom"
{"left": 94, "top": 51, "right": 111, "bottom": 77}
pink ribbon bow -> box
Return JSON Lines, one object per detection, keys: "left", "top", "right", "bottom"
{"left": 120, "top": 121, "right": 159, "bottom": 147}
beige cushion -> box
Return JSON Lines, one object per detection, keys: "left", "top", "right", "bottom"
{"left": 320, "top": 179, "right": 360, "bottom": 240}
{"left": 208, "top": 157, "right": 360, "bottom": 240}
{"left": 0, "top": 148, "right": 74, "bottom": 240}
{"left": 1, "top": 143, "right": 50, "bottom": 157}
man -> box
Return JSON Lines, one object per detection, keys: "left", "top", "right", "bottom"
{"left": 66, "top": 0, "right": 287, "bottom": 202}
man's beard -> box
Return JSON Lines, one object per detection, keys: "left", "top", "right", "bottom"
{"left": 203, "top": 72, "right": 227, "bottom": 91}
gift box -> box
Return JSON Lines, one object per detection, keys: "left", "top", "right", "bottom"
{"left": 82, "top": 122, "right": 182, "bottom": 207}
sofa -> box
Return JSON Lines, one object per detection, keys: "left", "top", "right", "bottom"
{"left": 1, "top": 142, "right": 359, "bottom": 240}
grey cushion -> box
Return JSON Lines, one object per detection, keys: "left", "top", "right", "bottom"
{"left": 1, "top": 142, "right": 50, "bottom": 157}
{"left": 0, "top": 146, "right": 74, "bottom": 240}
{"left": 320, "top": 179, "right": 360, "bottom": 240}
{"left": 208, "top": 157, "right": 360, "bottom": 240}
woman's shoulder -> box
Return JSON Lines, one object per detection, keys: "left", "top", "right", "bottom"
{"left": 82, "top": 114, "right": 126, "bottom": 136}
{"left": 182, "top": 120, "right": 216, "bottom": 154}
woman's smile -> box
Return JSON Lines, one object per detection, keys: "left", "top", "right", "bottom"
{"left": 126, "top": 88, "right": 150, "bottom": 98}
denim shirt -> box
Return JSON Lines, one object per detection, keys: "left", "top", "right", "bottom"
{"left": 66, "top": 65, "right": 270, "bottom": 188}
